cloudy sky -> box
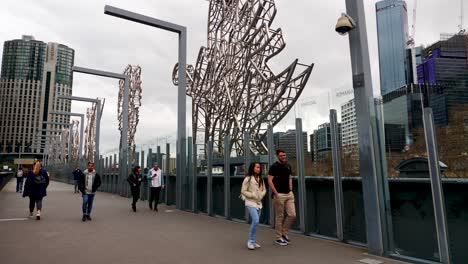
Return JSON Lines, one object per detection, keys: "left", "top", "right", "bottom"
{"left": 0, "top": 0, "right": 464, "bottom": 154}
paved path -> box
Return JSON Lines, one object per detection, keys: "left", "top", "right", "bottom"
{"left": 0, "top": 180, "right": 406, "bottom": 264}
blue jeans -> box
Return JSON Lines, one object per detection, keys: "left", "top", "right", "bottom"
{"left": 16, "top": 178, "right": 24, "bottom": 193}
{"left": 247, "top": 206, "right": 261, "bottom": 244}
{"left": 82, "top": 194, "right": 95, "bottom": 216}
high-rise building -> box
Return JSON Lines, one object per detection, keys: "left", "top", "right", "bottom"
{"left": 340, "top": 98, "right": 358, "bottom": 147}
{"left": 274, "top": 130, "right": 307, "bottom": 159}
{"left": 376, "top": 0, "right": 410, "bottom": 95}
{"left": 311, "top": 123, "right": 341, "bottom": 161}
{"left": 0, "top": 35, "right": 74, "bottom": 158}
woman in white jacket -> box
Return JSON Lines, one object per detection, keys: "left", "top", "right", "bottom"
{"left": 241, "top": 162, "right": 267, "bottom": 250}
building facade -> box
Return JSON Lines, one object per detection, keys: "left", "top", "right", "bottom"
{"left": 311, "top": 123, "right": 341, "bottom": 161}
{"left": 273, "top": 130, "right": 307, "bottom": 159}
{"left": 0, "top": 36, "right": 74, "bottom": 158}
{"left": 376, "top": 0, "right": 410, "bottom": 95}
{"left": 341, "top": 98, "right": 358, "bottom": 147}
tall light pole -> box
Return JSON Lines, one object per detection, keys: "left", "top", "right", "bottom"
{"left": 338, "top": 0, "right": 387, "bottom": 256}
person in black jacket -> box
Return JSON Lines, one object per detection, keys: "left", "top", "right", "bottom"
{"left": 72, "top": 167, "right": 83, "bottom": 194}
{"left": 23, "top": 161, "right": 49, "bottom": 220}
{"left": 78, "top": 161, "right": 101, "bottom": 222}
{"left": 127, "top": 165, "right": 143, "bottom": 212}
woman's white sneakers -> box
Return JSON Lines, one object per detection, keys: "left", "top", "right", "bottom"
{"left": 247, "top": 242, "right": 261, "bottom": 250}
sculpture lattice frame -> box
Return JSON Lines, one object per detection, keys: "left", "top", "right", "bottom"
{"left": 84, "top": 103, "right": 97, "bottom": 162}
{"left": 118, "top": 65, "right": 142, "bottom": 164}
{"left": 173, "top": 0, "right": 314, "bottom": 155}
{"left": 71, "top": 120, "right": 80, "bottom": 161}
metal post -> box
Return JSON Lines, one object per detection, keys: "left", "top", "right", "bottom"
{"left": 104, "top": 5, "right": 187, "bottom": 210}
{"left": 188, "top": 137, "right": 196, "bottom": 212}
{"left": 207, "top": 140, "right": 213, "bottom": 216}
{"left": 109, "top": 155, "right": 113, "bottom": 193}
{"left": 224, "top": 136, "right": 231, "bottom": 219}
{"left": 95, "top": 100, "right": 102, "bottom": 166}
{"left": 295, "top": 118, "right": 306, "bottom": 233}
{"left": 165, "top": 144, "right": 170, "bottom": 205}
{"left": 192, "top": 140, "right": 198, "bottom": 213}
{"left": 423, "top": 108, "right": 451, "bottom": 264}
{"left": 141, "top": 150, "right": 145, "bottom": 170}
{"left": 330, "top": 110, "right": 344, "bottom": 241}
{"left": 243, "top": 131, "right": 251, "bottom": 221}
{"left": 105, "top": 156, "right": 109, "bottom": 192}
{"left": 267, "top": 125, "right": 275, "bottom": 226}
{"left": 344, "top": 0, "right": 385, "bottom": 255}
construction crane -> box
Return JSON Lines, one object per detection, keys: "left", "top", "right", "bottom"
{"left": 407, "top": 0, "right": 418, "bottom": 84}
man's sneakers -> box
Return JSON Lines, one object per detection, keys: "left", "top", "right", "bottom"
{"left": 86, "top": 215, "right": 92, "bottom": 221}
{"left": 29, "top": 212, "right": 33, "bottom": 218}
{"left": 275, "top": 238, "right": 288, "bottom": 246}
{"left": 36, "top": 210, "right": 41, "bottom": 220}
{"left": 82, "top": 215, "right": 87, "bottom": 222}
{"left": 281, "top": 235, "right": 291, "bottom": 244}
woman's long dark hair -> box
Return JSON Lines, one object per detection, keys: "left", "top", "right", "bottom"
{"left": 247, "top": 162, "right": 263, "bottom": 188}
{"left": 132, "top": 165, "right": 141, "bottom": 174}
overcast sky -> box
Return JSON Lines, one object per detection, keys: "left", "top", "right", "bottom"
{"left": 0, "top": 0, "right": 464, "bottom": 154}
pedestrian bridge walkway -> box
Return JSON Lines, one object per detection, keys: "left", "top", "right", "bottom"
{"left": 0, "top": 180, "right": 405, "bottom": 264}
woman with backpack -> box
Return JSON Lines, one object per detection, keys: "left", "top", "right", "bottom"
{"left": 127, "top": 165, "right": 143, "bottom": 212}
{"left": 23, "top": 161, "right": 49, "bottom": 220}
{"left": 240, "top": 162, "right": 267, "bottom": 250}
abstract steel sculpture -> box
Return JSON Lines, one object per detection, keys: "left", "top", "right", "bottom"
{"left": 173, "top": 0, "right": 314, "bottom": 155}
{"left": 84, "top": 103, "right": 98, "bottom": 161}
{"left": 118, "top": 65, "right": 142, "bottom": 164}
{"left": 71, "top": 120, "right": 80, "bottom": 161}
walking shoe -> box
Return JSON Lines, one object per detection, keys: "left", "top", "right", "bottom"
{"left": 275, "top": 238, "right": 288, "bottom": 246}
{"left": 155, "top": 207, "right": 158, "bottom": 212}
{"left": 254, "top": 243, "right": 261, "bottom": 248}
{"left": 82, "top": 215, "right": 87, "bottom": 222}
{"left": 281, "top": 235, "right": 291, "bottom": 244}
{"left": 29, "top": 212, "right": 33, "bottom": 217}
{"left": 149, "top": 205, "right": 153, "bottom": 210}
{"left": 36, "top": 211, "right": 41, "bottom": 220}
{"left": 247, "top": 242, "right": 255, "bottom": 250}
{"left": 86, "top": 215, "right": 92, "bottom": 221}
{"left": 132, "top": 205, "right": 136, "bottom": 212}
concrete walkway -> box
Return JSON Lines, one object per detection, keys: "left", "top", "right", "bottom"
{"left": 0, "top": 180, "right": 406, "bottom": 264}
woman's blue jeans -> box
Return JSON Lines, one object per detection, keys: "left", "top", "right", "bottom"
{"left": 247, "top": 206, "right": 261, "bottom": 244}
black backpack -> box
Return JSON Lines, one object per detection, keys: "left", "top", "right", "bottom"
{"left": 34, "top": 175, "right": 46, "bottom": 185}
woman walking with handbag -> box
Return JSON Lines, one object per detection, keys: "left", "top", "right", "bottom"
{"left": 23, "top": 161, "right": 49, "bottom": 220}
{"left": 241, "top": 162, "right": 267, "bottom": 250}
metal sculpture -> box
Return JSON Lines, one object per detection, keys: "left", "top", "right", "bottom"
{"left": 84, "top": 103, "right": 98, "bottom": 162}
{"left": 173, "top": 0, "right": 314, "bottom": 155}
{"left": 71, "top": 120, "right": 80, "bottom": 161}
{"left": 118, "top": 65, "right": 142, "bottom": 164}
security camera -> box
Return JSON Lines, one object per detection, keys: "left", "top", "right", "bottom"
{"left": 335, "top": 13, "right": 356, "bottom": 35}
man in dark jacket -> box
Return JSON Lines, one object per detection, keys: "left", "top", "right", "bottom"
{"left": 78, "top": 161, "right": 101, "bottom": 222}
{"left": 72, "top": 167, "right": 83, "bottom": 194}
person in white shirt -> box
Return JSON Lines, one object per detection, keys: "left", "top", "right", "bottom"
{"left": 147, "top": 163, "right": 164, "bottom": 211}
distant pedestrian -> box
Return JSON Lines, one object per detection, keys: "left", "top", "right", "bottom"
{"left": 72, "top": 167, "right": 83, "bottom": 193}
{"left": 241, "top": 162, "right": 266, "bottom": 250}
{"left": 78, "top": 161, "right": 102, "bottom": 222}
{"left": 147, "top": 163, "right": 164, "bottom": 212}
{"left": 16, "top": 167, "right": 24, "bottom": 193}
{"left": 127, "top": 165, "right": 143, "bottom": 212}
{"left": 267, "top": 149, "right": 296, "bottom": 246}
{"left": 23, "top": 161, "right": 49, "bottom": 220}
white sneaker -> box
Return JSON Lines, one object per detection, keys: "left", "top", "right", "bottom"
{"left": 247, "top": 242, "right": 255, "bottom": 250}
{"left": 36, "top": 210, "right": 41, "bottom": 220}
{"left": 254, "top": 243, "right": 261, "bottom": 248}
{"left": 29, "top": 212, "right": 33, "bottom": 217}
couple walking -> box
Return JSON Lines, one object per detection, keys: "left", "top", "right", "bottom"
{"left": 241, "top": 149, "right": 296, "bottom": 250}
{"left": 127, "top": 163, "right": 164, "bottom": 212}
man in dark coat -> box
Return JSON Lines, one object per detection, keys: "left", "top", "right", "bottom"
{"left": 78, "top": 161, "right": 101, "bottom": 222}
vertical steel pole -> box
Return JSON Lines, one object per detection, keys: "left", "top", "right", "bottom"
{"left": 207, "top": 140, "right": 213, "bottom": 216}
{"left": 344, "top": 0, "right": 385, "bottom": 255}
{"left": 330, "top": 110, "right": 344, "bottom": 241}
{"left": 224, "top": 136, "right": 231, "bottom": 219}
{"left": 295, "top": 118, "right": 306, "bottom": 233}
{"left": 267, "top": 125, "right": 275, "bottom": 226}
{"left": 243, "top": 131, "right": 251, "bottom": 221}
{"left": 188, "top": 137, "right": 196, "bottom": 212}
{"left": 95, "top": 100, "right": 101, "bottom": 166}
{"left": 192, "top": 141, "right": 198, "bottom": 213}
{"left": 423, "top": 108, "right": 451, "bottom": 264}
{"left": 176, "top": 28, "right": 187, "bottom": 210}
{"left": 165, "top": 144, "right": 170, "bottom": 205}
